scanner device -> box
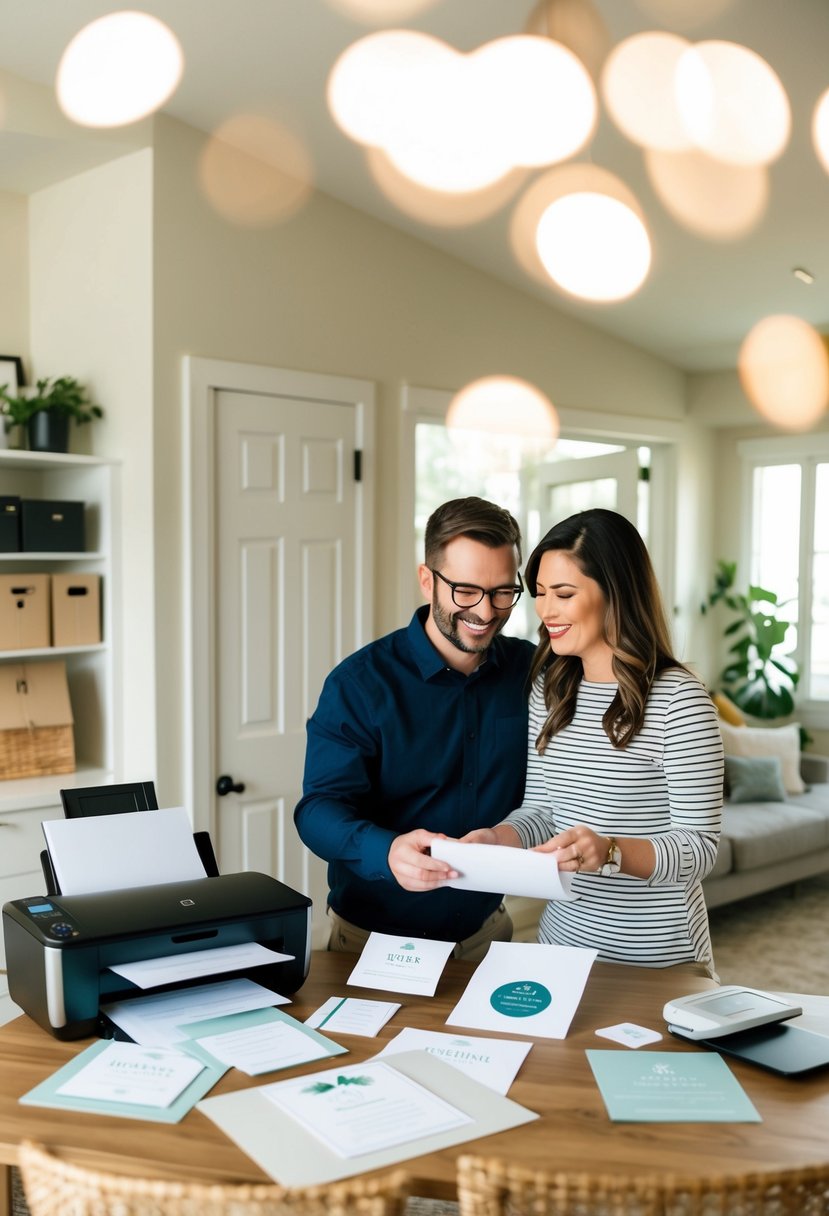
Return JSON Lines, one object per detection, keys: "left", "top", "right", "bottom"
{"left": 663, "top": 986, "right": 802, "bottom": 1041}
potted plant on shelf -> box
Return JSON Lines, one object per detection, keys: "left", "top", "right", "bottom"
{"left": 0, "top": 375, "right": 103, "bottom": 453}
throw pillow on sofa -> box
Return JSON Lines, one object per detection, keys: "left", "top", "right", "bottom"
{"left": 719, "top": 720, "right": 805, "bottom": 796}
{"left": 724, "top": 754, "right": 787, "bottom": 803}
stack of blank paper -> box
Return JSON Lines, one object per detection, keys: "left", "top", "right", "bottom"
{"left": 41, "top": 807, "right": 207, "bottom": 895}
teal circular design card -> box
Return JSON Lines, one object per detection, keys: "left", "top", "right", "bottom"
{"left": 490, "top": 981, "right": 552, "bottom": 1018}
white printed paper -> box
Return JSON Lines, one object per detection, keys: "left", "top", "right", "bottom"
{"left": 595, "top": 1022, "right": 663, "bottom": 1049}
{"left": 193, "top": 1017, "right": 341, "bottom": 1076}
{"left": 306, "top": 997, "right": 400, "bottom": 1037}
{"left": 56, "top": 1042, "right": 204, "bottom": 1108}
{"left": 774, "top": 992, "right": 829, "bottom": 1038}
{"left": 109, "top": 942, "right": 294, "bottom": 989}
{"left": 446, "top": 940, "right": 596, "bottom": 1039}
{"left": 262, "top": 1060, "right": 472, "bottom": 1159}
{"left": 42, "top": 807, "right": 206, "bottom": 896}
{"left": 102, "top": 978, "right": 289, "bottom": 1047}
{"left": 431, "top": 839, "right": 577, "bottom": 902}
{"left": 348, "top": 933, "right": 455, "bottom": 996}
{"left": 375, "top": 1027, "right": 531, "bottom": 1094}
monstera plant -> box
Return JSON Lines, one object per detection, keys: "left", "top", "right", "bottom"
{"left": 702, "top": 559, "right": 799, "bottom": 720}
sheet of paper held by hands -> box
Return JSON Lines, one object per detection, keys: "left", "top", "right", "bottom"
{"left": 430, "top": 839, "right": 578, "bottom": 902}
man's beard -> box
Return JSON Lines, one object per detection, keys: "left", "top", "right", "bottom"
{"left": 431, "top": 589, "right": 506, "bottom": 655}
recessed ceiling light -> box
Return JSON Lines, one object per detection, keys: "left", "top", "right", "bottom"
{"left": 793, "top": 266, "right": 815, "bottom": 284}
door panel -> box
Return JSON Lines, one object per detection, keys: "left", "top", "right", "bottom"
{"left": 213, "top": 385, "right": 366, "bottom": 946}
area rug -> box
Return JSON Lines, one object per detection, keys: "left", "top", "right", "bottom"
{"left": 709, "top": 873, "right": 829, "bottom": 994}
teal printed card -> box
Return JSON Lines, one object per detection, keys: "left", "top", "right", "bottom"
{"left": 586, "top": 1050, "right": 762, "bottom": 1122}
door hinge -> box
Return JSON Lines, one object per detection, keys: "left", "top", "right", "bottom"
{"left": 354, "top": 450, "right": 363, "bottom": 482}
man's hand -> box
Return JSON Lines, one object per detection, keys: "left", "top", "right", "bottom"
{"left": 388, "top": 829, "right": 458, "bottom": 892}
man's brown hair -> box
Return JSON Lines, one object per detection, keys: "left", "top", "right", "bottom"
{"left": 424, "top": 497, "right": 522, "bottom": 567}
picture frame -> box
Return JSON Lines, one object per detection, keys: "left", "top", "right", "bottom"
{"left": 0, "top": 354, "right": 25, "bottom": 395}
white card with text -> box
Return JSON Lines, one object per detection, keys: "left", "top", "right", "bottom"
{"left": 347, "top": 933, "right": 455, "bottom": 996}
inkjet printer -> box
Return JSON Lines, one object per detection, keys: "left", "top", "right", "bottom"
{"left": 4, "top": 871, "right": 312, "bottom": 1040}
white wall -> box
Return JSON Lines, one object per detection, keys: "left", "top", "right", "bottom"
{"left": 28, "top": 149, "right": 156, "bottom": 780}
{"left": 0, "top": 192, "right": 29, "bottom": 378}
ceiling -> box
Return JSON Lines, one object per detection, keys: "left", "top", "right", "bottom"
{"left": 1, "top": 0, "right": 828, "bottom": 373}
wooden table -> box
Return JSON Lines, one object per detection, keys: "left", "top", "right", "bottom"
{"left": 1, "top": 951, "right": 828, "bottom": 1213}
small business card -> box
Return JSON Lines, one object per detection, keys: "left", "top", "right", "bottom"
{"left": 595, "top": 1022, "right": 663, "bottom": 1049}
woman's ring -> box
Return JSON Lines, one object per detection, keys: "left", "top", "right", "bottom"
{"left": 576, "top": 853, "right": 584, "bottom": 869}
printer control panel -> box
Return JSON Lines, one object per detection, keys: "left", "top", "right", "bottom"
{"left": 20, "top": 898, "right": 80, "bottom": 941}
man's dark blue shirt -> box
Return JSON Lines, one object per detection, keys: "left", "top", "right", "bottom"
{"left": 294, "top": 605, "right": 535, "bottom": 942}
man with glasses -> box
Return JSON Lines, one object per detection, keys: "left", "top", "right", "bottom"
{"left": 295, "top": 497, "right": 534, "bottom": 960}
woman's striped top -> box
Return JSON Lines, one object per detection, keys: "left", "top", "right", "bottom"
{"left": 504, "top": 668, "right": 723, "bottom": 968}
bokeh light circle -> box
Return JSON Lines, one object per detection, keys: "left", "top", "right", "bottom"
{"left": 675, "top": 40, "right": 790, "bottom": 166}
{"left": 447, "top": 376, "right": 559, "bottom": 450}
{"left": 602, "top": 32, "right": 691, "bottom": 151}
{"left": 738, "top": 315, "right": 829, "bottom": 431}
{"left": 812, "top": 88, "right": 829, "bottom": 175}
{"left": 644, "top": 147, "right": 768, "bottom": 239}
{"left": 536, "top": 191, "right": 651, "bottom": 301}
{"left": 198, "top": 115, "right": 314, "bottom": 227}
{"left": 57, "top": 10, "right": 183, "bottom": 127}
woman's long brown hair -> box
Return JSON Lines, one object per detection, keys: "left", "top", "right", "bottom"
{"left": 526, "top": 509, "right": 684, "bottom": 752}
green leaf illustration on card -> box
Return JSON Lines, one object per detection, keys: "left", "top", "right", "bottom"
{"left": 304, "top": 1074, "right": 373, "bottom": 1095}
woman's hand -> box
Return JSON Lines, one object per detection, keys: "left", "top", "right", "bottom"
{"left": 460, "top": 824, "right": 522, "bottom": 847}
{"left": 532, "top": 826, "right": 608, "bottom": 873}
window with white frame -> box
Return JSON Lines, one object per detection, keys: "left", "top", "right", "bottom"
{"left": 741, "top": 436, "right": 829, "bottom": 709}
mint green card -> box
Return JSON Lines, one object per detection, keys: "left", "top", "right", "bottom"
{"left": 20, "top": 1039, "right": 228, "bottom": 1123}
{"left": 586, "top": 1050, "right": 762, "bottom": 1122}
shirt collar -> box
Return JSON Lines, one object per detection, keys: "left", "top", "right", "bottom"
{"left": 408, "top": 604, "right": 503, "bottom": 681}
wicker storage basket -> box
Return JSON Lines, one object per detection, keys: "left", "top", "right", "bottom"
{"left": 0, "top": 660, "right": 75, "bottom": 780}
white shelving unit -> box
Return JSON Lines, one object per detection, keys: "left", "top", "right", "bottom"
{"left": 0, "top": 449, "right": 121, "bottom": 1023}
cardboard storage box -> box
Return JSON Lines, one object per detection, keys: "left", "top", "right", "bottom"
{"left": 0, "top": 574, "right": 51, "bottom": 651}
{"left": 0, "top": 659, "right": 75, "bottom": 779}
{"left": 51, "top": 573, "right": 101, "bottom": 647}
{"left": 0, "top": 497, "right": 21, "bottom": 552}
{"left": 20, "top": 499, "right": 85, "bottom": 553}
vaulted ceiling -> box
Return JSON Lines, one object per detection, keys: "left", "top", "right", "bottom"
{"left": 1, "top": 0, "right": 827, "bottom": 373}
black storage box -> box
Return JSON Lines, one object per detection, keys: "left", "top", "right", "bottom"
{"left": 20, "top": 500, "right": 85, "bottom": 553}
{"left": 0, "top": 497, "right": 21, "bottom": 552}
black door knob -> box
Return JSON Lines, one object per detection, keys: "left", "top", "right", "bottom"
{"left": 216, "top": 774, "right": 246, "bottom": 796}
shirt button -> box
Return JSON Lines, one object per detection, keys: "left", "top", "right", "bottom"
{"left": 468, "top": 732, "right": 476, "bottom": 740}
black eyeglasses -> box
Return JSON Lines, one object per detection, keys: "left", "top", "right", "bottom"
{"left": 429, "top": 568, "right": 524, "bottom": 611}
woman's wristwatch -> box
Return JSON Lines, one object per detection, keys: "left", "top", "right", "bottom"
{"left": 600, "top": 836, "right": 622, "bottom": 876}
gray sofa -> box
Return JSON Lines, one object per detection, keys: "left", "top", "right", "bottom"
{"left": 703, "top": 753, "right": 829, "bottom": 909}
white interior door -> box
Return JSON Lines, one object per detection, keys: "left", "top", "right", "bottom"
{"left": 185, "top": 359, "right": 374, "bottom": 948}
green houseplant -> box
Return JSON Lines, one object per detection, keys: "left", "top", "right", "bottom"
{"left": 0, "top": 375, "right": 103, "bottom": 453}
{"left": 702, "top": 558, "right": 799, "bottom": 719}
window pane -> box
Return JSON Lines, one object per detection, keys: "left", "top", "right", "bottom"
{"left": 751, "top": 465, "right": 799, "bottom": 655}
{"left": 548, "top": 477, "right": 616, "bottom": 519}
{"left": 414, "top": 423, "right": 528, "bottom": 637}
{"left": 812, "top": 463, "right": 829, "bottom": 700}
{"left": 751, "top": 464, "right": 800, "bottom": 610}
{"left": 414, "top": 423, "right": 641, "bottom": 641}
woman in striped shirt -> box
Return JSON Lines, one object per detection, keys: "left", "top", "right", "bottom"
{"left": 467, "top": 508, "right": 723, "bottom": 971}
